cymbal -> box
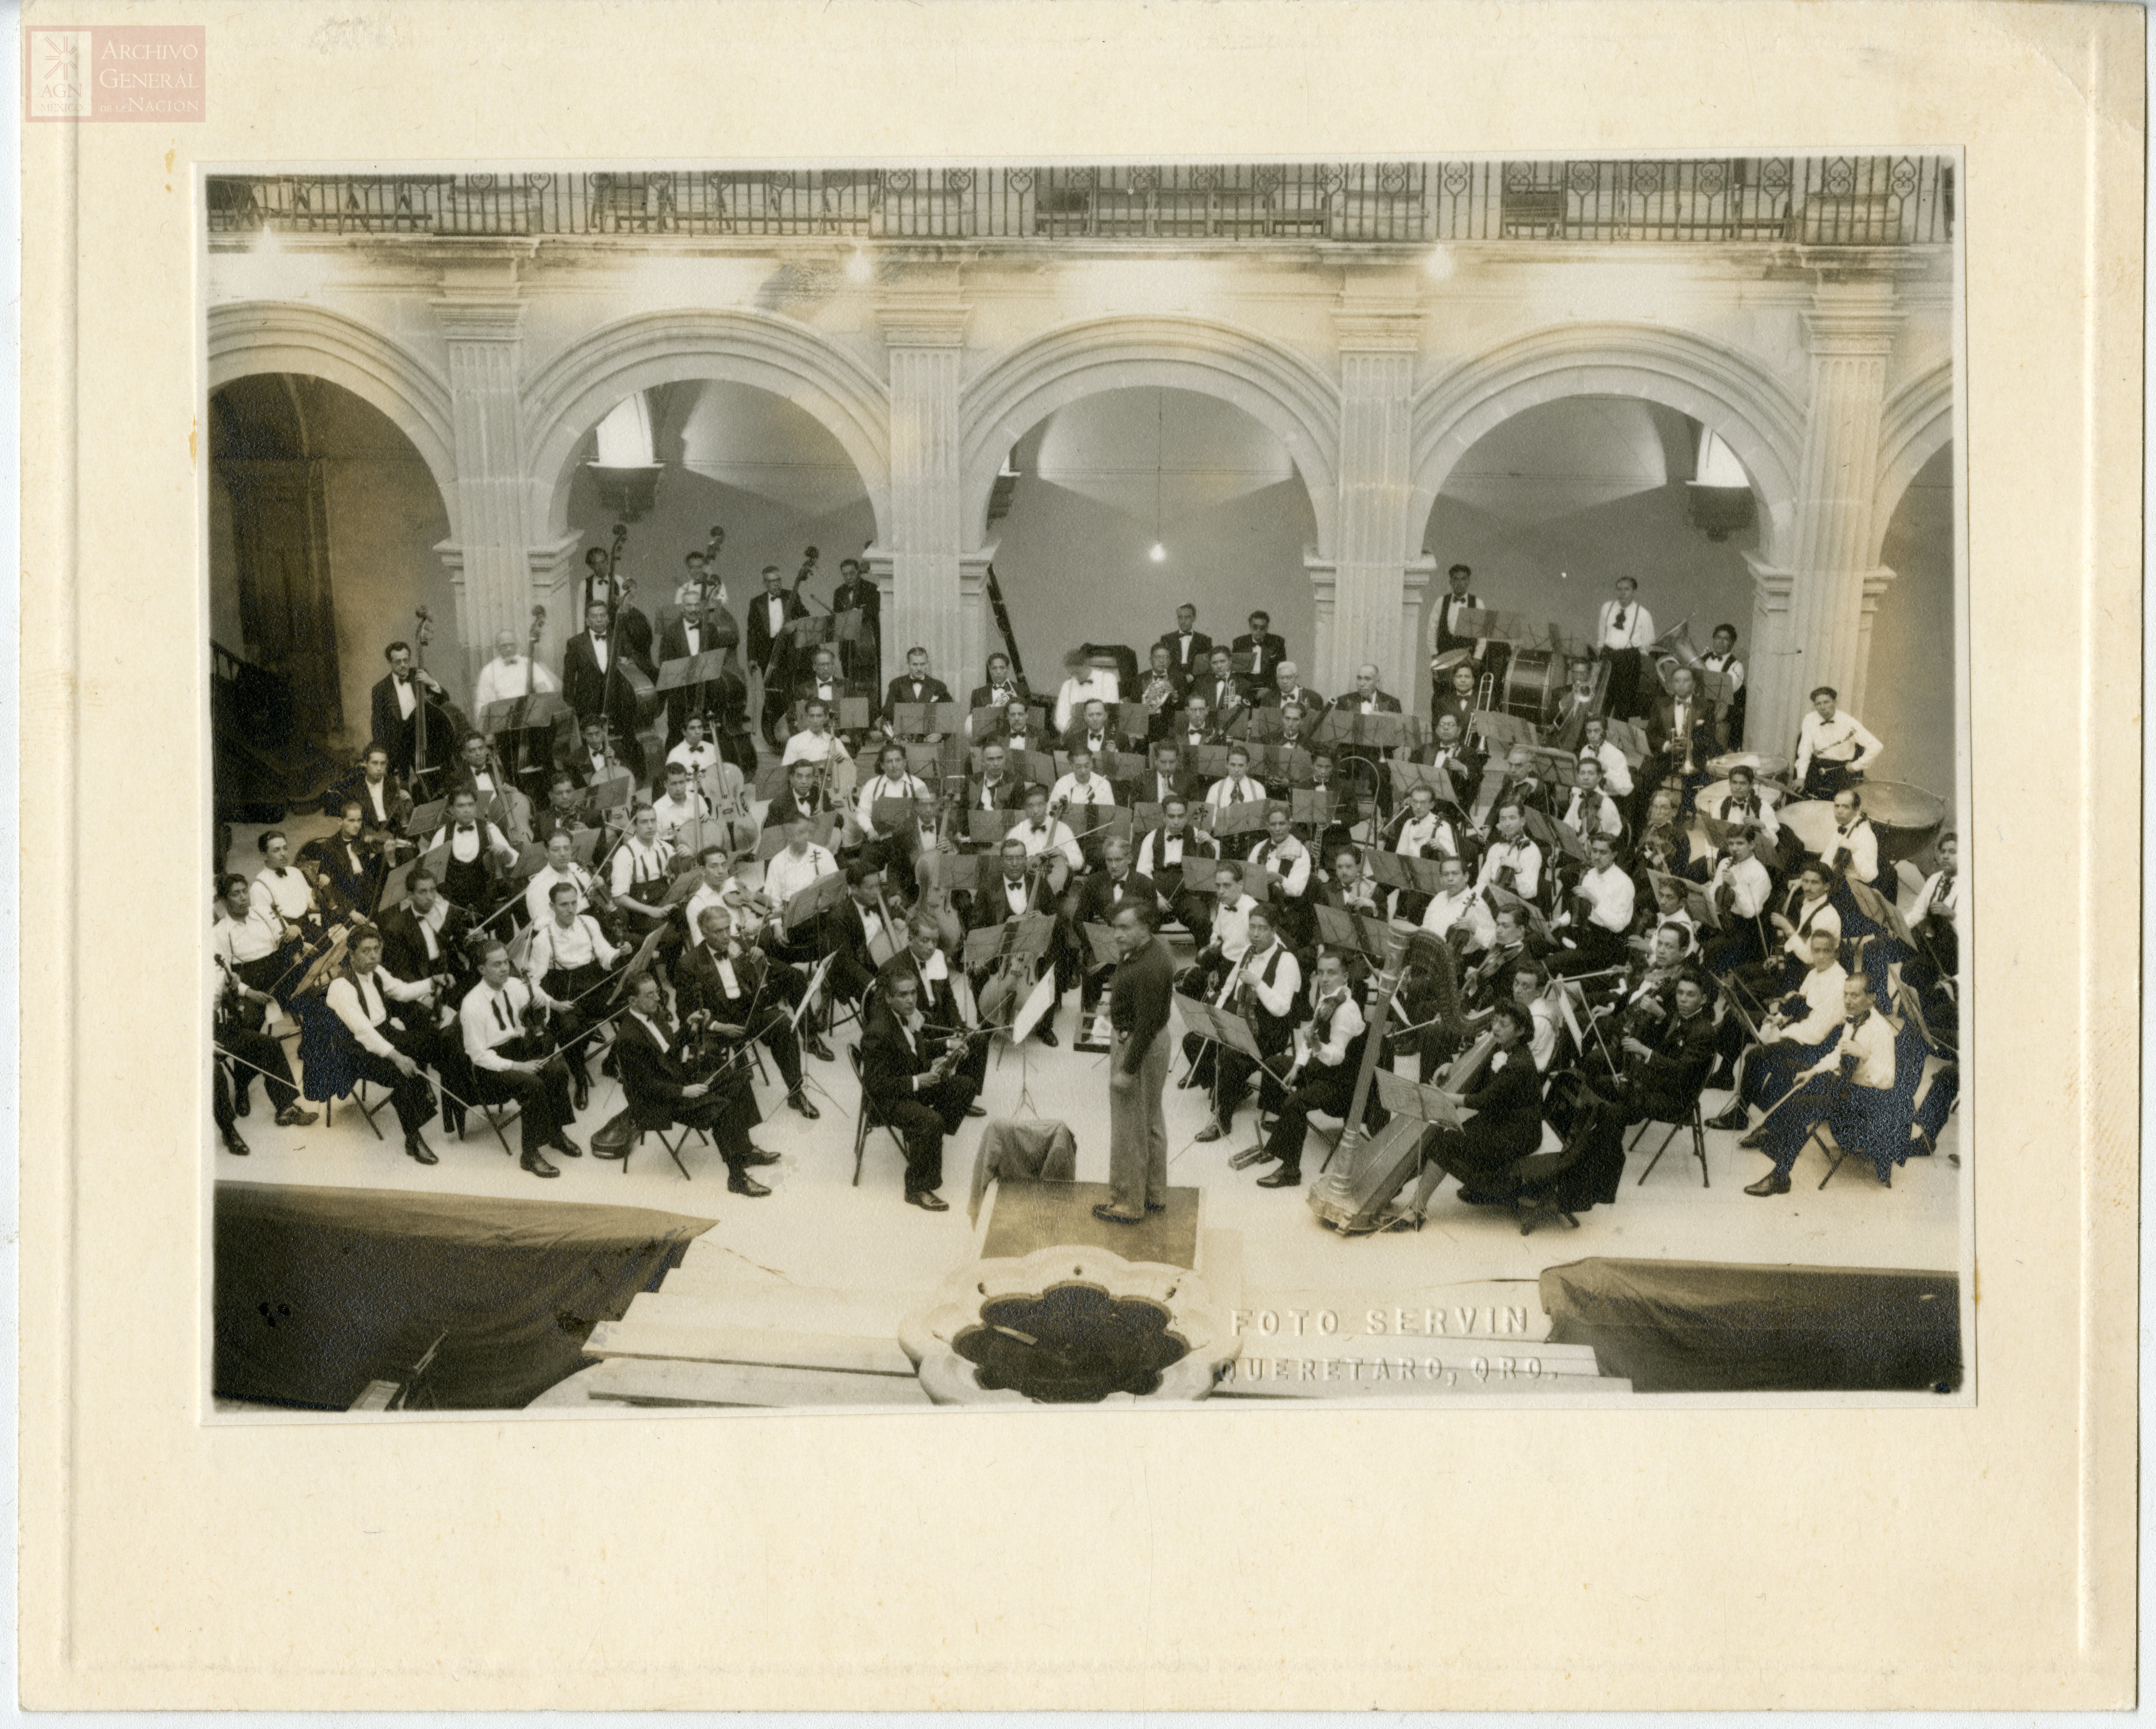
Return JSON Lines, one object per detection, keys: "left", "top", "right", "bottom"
{"left": 1429, "top": 648, "right": 1474, "bottom": 673}
{"left": 1707, "top": 750, "right": 1790, "bottom": 780}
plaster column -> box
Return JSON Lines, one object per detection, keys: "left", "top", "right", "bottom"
{"left": 1400, "top": 554, "right": 1436, "bottom": 712}
{"left": 525, "top": 532, "right": 584, "bottom": 671}
{"left": 1850, "top": 567, "right": 1896, "bottom": 717}
{"left": 879, "top": 291, "right": 969, "bottom": 694}
{"left": 431, "top": 285, "right": 532, "bottom": 689}
{"left": 1303, "top": 556, "right": 1337, "bottom": 692}
{"left": 1329, "top": 297, "right": 1420, "bottom": 699}
{"left": 1748, "top": 280, "right": 1899, "bottom": 759}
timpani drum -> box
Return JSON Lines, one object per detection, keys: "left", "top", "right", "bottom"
{"left": 1857, "top": 781, "right": 1949, "bottom": 865}
{"left": 1695, "top": 777, "right": 1784, "bottom": 820}
{"left": 1500, "top": 647, "right": 1566, "bottom": 726}
{"left": 1775, "top": 799, "right": 1842, "bottom": 860}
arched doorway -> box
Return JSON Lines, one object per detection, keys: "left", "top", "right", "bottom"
{"left": 982, "top": 386, "right": 1322, "bottom": 690}
{"left": 1418, "top": 395, "right": 1764, "bottom": 717}
{"left": 1868, "top": 439, "right": 1956, "bottom": 805}
{"left": 208, "top": 373, "right": 459, "bottom": 767}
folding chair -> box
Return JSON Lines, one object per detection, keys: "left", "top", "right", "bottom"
{"left": 1632, "top": 1095, "right": 1710, "bottom": 1187}
{"left": 846, "top": 1044, "right": 906, "bottom": 1186}
{"left": 1810, "top": 1013, "right": 1929, "bottom": 1190}
{"left": 293, "top": 992, "right": 395, "bottom": 1141}
{"left": 462, "top": 1095, "right": 522, "bottom": 1158}
{"left": 625, "top": 1122, "right": 702, "bottom": 1181}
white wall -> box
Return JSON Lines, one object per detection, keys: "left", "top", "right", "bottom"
{"left": 1869, "top": 440, "right": 1955, "bottom": 818}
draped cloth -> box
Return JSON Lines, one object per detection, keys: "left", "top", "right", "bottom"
{"left": 967, "top": 1117, "right": 1079, "bottom": 1223}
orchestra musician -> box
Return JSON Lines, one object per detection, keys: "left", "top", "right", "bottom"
{"left": 859, "top": 966, "right": 976, "bottom": 1212}
{"left": 1244, "top": 949, "right": 1369, "bottom": 1191}
{"left": 1793, "top": 685, "right": 1884, "bottom": 799}
{"left": 324, "top": 924, "right": 461, "bottom": 1164}
{"left": 1420, "top": 855, "right": 1497, "bottom": 951}
{"left": 1073, "top": 838, "right": 1161, "bottom": 1018}
{"left": 608, "top": 803, "right": 682, "bottom": 959}
{"left": 473, "top": 626, "right": 561, "bottom": 787}
{"left": 1051, "top": 650, "right": 1121, "bottom": 737}
{"left": 1742, "top": 974, "right": 1900, "bottom": 1195}
{"left": 654, "top": 576, "right": 721, "bottom": 748}
{"left": 1157, "top": 603, "right": 1213, "bottom": 679}
{"left": 1477, "top": 801, "right": 1544, "bottom": 904}
{"left": 1244, "top": 804, "right": 1314, "bottom": 949}
{"left": 581, "top": 546, "right": 657, "bottom": 673}
{"left": 1412, "top": 713, "right": 1482, "bottom": 813}
{"left": 532, "top": 772, "right": 592, "bottom": 849}
{"left": 1174, "top": 694, "right": 1223, "bottom": 757}
{"left": 855, "top": 741, "right": 934, "bottom": 853}
{"left": 1565, "top": 967, "right": 1719, "bottom": 1193}
{"left": 1695, "top": 825, "right": 1776, "bottom": 976}
{"left": 1550, "top": 659, "right": 1601, "bottom": 744}
{"left": 1194, "top": 645, "right": 1247, "bottom": 730}
{"left": 995, "top": 697, "right": 1046, "bottom": 764}
{"left": 745, "top": 564, "right": 812, "bottom": 749}
{"left": 244, "top": 830, "right": 322, "bottom": 1004}
{"left": 1547, "top": 833, "right": 1636, "bottom": 976}
{"left": 1911, "top": 831, "right": 1961, "bottom": 982}
{"left": 1593, "top": 574, "right": 1656, "bottom": 721}
{"left": 1730, "top": 861, "right": 1845, "bottom": 1010}
{"left": 212, "top": 949, "right": 313, "bottom": 1153}
{"left": 297, "top": 803, "right": 386, "bottom": 923}
{"left": 1136, "top": 643, "right": 1187, "bottom": 742}
{"left": 1184, "top": 859, "right": 1258, "bottom": 1002}
{"left": 1135, "top": 796, "right": 1217, "bottom": 934}
{"left": 1430, "top": 564, "right": 1485, "bottom": 665}
{"left": 458, "top": 939, "right": 582, "bottom": 1179}
{"left": 1709, "top": 763, "right": 1780, "bottom": 846}
{"left": 1186, "top": 904, "right": 1303, "bottom": 1145}
{"left": 323, "top": 744, "right": 412, "bottom": 852}
{"left": 1648, "top": 664, "right": 1715, "bottom": 815}
{"left": 766, "top": 760, "right": 843, "bottom": 835}
{"left": 794, "top": 648, "right": 858, "bottom": 748}
{"left": 1578, "top": 715, "right": 1635, "bottom": 799}
{"left": 652, "top": 557, "right": 709, "bottom": 643}
{"left": 648, "top": 763, "right": 712, "bottom": 860}
{"left": 370, "top": 640, "right": 453, "bottom": 783}
{"left": 614, "top": 968, "right": 779, "bottom": 1197}
{"left": 526, "top": 880, "right": 624, "bottom": 1111}
{"left": 1060, "top": 697, "right": 1120, "bottom": 764}
{"left": 1401, "top": 998, "right": 1548, "bottom": 1223}
{"left": 1560, "top": 756, "right": 1626, "bottom": 845}
{"left": 673, "top": 905, "right": 819, "bottom": 1123}
{"left": 1263, "top": 661, "right": 1317, "bottom": 716}
{"left": 828, "top": 557, "right": 882, "bottom": 687}
{"left": 1230, "top": 611, "right": 1288, "bottom": 688}
{"left": 1430, "top": 659, "right": 1483, "bottom": 744}
{"left": 881, "top": 647, "right": 955, "bottom": 742}
{"left": 1202, "top": 744, "right": 1267, "bottom": 862}
{"left": 1706, "top": 926, "right": 1848, "bottom": 1133}
{"left": 1010, "top": 785, "right": 1084, "bottom": 876}
{"left": 1047, "top": 746, "right": 1117, "bottom": 815}
{"left": 966, "top": 651, "right": 1030, "bottom": 721}
{"left": 561, "top": 599, "right": 650, "bottom": 782}
{"left": 966, "top": 740, "right": 1028, "bottom": 812}
{"left": 565, "top": 716, "right": 630, "bottom": 795}
{"left": 759, "top": 818, "right": 842, "bottom": 980}
{"left": 1825, "top": 786, "right": 1887, "bottom": 898}
{"left": 1700, "top": 623, "right": 1746, "bottom": 747}
{"left": 377, "top": 866, "right": 476, "bottom": 1001}
{"left": 963, "top": 841, "right": 1061, "bottom": 1045}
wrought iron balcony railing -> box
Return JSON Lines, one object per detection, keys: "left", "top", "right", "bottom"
{"left": 207, "top": 157, "right": 1952, "bottom": 246}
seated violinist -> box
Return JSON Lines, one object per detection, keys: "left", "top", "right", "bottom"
{"left": 1579, "top": 716, "right": 1634, "bottom": 800}
{"left": 377, "top": 866, "right": 475, "bottom": 1001}
{"left": 859, "top": 966, "right": 977, "bottom": 1212}
{"left": 967, "top": 740, "right": 1028, "bottom": 812}
{"left": 1401, "top": 999, "right": 1548, "bottom": 1222}
{"left": 1186, "top": 904, "right": 1303, "bottom": 1146}
{"left": 1826, "top": 786, "right": 1887, "bottom": 897}
{"left": 879, "top": 916, "right": 991, "bottom": 1097}
{"left": 1244, "top": 804, "right": 1314, "bottom": 948}
{"left": 615, "top": 968, "right": 778, "bottom": 1197}
{"left": 523, "top": 827, "right": 602, "bottom": 928}
{"left": 1247, "top": 950, "right": 1370, "bottom": 1190}
{"left": 1420, "top": 855, "right": 1496, "bottom": 952}
{"left": 429, "top": 787, "right": 520, "bottom": 918}
{"left": 532, "top": 770, "right": 592, "bottom": 848}
{"left": 995, "top": 697, "right": 1047, "bottom": 763}
{"left": 565, "top": 717, "right": 630, "bottom": 795}
{"left": 1394, "top": 780, "right": 1462, "bottom": 863}
{"left": 298, "top": 802, "right": 387, "bottom": 923}
{"left": 779, "top": 700, "right": 851, "bottom": 773}
{"left": 674, "top": 905, "right": 819, "bottom": 1121}
{"left": 1073, "top": 838, "right": 1161, "bottom": 1015}
{"left": 1707, "top": 926, "right": 1848, "bottom": 1134}
{"left": 1910, "top": 830, "right": 1961, "bottom": 983}
{"left": 766, "top": 759, "right": 842, "bottom": 834}
{"left": 1697, "top": 826, "right": 1776, "bottom": 975}
{"left": 1183, "top": 860, "right": 1258, "bottom": 1003}
{"left": 325, "top": 923, "right": 461, "bottom": 1164}
{"left": 1638, "top": 872, "right": 1699, "bottom": 959}
{"left": 649, "top": 763, "right": 711, "bottom": 855}
{"left": 1560, "top": 757, "right": 1626, "bottom": 845}
{"left": 1459, "top": 907, "right": 1533, "bottom": 1021}
{"left": 459, "top": 940, "right": 580, "bottom": 1179}
{"left": 1136, "top": 796, "right": 1217, "bottom": 933}
{"left": 1728, "top": 861, "right": 1843, "bottom": 1009}
{"left": 325, "top": 744, "right": 413, "bottom": 853}
{"left": 1175, "top": 694, "right": 1223, "bottom": 756}
{"left": 964, "top": 842, "right": 1061, "bottom": 1046}
{"left": 526, "top": 879, "right": 624, "bottom": 1110}
{"left": 1567, "top": 966, "right": 1719, "bottom": 1177}
{"left": 608, "top": 802, "right": 681, "bottom": 949}
{"left": 1548, "top": 834, "right": 1635, "bottom": 976}
{"left": 243, "top": 830, "right": 322, "bottom": 1003}
{"left": 1476, "top": 801, "right": 1544, "bottom": 902}
{"left": 1326, "top": 847, "right": 1384, "bottom": 920}
{"left": 1048, "top": 746, "right": 1118, "bottom": 813}
{"left": 1010, "top": 784, "right": 1083, "bottom": 874}
{"left": 1741, "top": 973, "right": 1898, "bottom": 1194}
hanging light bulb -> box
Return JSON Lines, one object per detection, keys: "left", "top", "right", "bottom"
{"left": 1149, "top": 541, "right": 1167, "bottom": 563}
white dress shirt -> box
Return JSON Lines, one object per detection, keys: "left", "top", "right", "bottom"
{"left": 1585, "top": 740, "right": 1633, "bottom": 797}
{"left": 1596, "top": 598, "right": 1655, "bottom": 650}
{"left": 857, "top": 772, "right": 932, "bottom": 838}
{"left": 1709, "top": 854, "right": 1774, "bottom": 919}
{"left": 1572, "top": 863, "right": 1636, "bottom": 934}
{"left": 1828, "top": 818, "right": 1881, "bottom": 885}
{"left": 391, "top": 673, "right": 418, "bottom": 720}
{"left": 1137, "top": 828, "right": 1203, "bottom": 881}
{"left": 327, "top": 964, "right": 431, "bottom": 1059}
{"left": 1303, "top": 988, "right": 1366, "bottom": 1069}
{"left": 764, "top": 843, "right": 839, "bottom": 910}
{"left": 1916, "top": 867, "right": 1961, "bottom": 932}
{"left": 1054, "top": 672, "right": 1121, "bottom": 734}
{"left": 1420, "top": 887, "right": 1496, "bottom": 950}
{"left": 1765, "top": 961, "right": 1849, "bottom": 1047}
{"left": 459, "top": 975, "right": 559, "bottom": 1071}
{"left": 1247, "top": 837, "right": 1310, "bottom": 899}
{"left": 524, "top": 862, "right": 595, "bottom": 926}
{"left": 252, "top": 865, "right": 315, "bottom": 926}
{"left": 222, "top": 902, "right": 281, "bottom": 965}
{"left": 1011, "top": 816, "right": 1083, "bottom": 871}
{"left": 528, "top": 911, "right": 619, "bottom": 977}
{"left": 1562, "top": 787, "right": 1625, "bottom": 840}
{"left": 433, "top": 820, "right": 515, "bottom": 869}
{"left": 1715, "top": 792, "right": 1781, "bottom": 841}
{"left": 1701, "top": 650, "right": 1746, "bottom": 694}
{"left": 1477, "top": 837, "right": 1543, "bottom": 899}
{"left": 1794, "top": 708, "right": 1884, "bottom": 781}
{"left": 1221, "top": 939, "right": 1301, "bottom": 1017}
{"left": 780, "top": 730, "right": 850, "bottom": 769}
{"left": 1435, "top": 591, "right": 1482, "bottom": 646}
{"left": 1779, "top": 892, "right": 1843, "bottom": 960}
{"left": 473, "top": 655, "right": 559, "bottom": 712}
{"left": 610, "top": 837, "right": 673, "bottom": 899}
{"left": 1208, "top": 892, "right": 1257, "bottom": 962}
{"left": 1801, "top": 1010, "right": 1897, "bottom": 1090}
{"left": 1205, "top": 775, "right": 1264, "bottom": 815}
{"left": 1396, "top": 810, "right": 1461, "bottom": 859}
{"left": 651, "top": 790, "right": 708, "bottom": 848}
{"left": 1050, "top": 771, "right": 1116, "bottom": 810}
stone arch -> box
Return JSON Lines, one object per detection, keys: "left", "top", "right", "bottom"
{"left": 959, "top": 314, "right": 1341, "bottom": 557}
{"left": 522, "top": 308, "right": 892, "bottom": 542}
{"left": 1408, "top": 323, "right": 1808, "bottom": 566}
{"left": 1870, "top": 363, "right": 1953, "bottom": 566}
{"left": 206, "top": 300, "right": 460, "bottom": 540}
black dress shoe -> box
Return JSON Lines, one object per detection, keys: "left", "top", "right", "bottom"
{"left": 1193, "top": 1122, "right": 1225, "bottom": 1143}
{"left": 907, "top": 1189, "right": 950, "bottom": 1212}
{"left": 1705, "top": 1107, "right": 1749, "bottom": 1132}
{"left": 965, "top": 1104, "right": 987, "bottom": 1118}
{"left": 232, "top": 1087, "right": 251, "bottom": 1119}
{"left": 572, "top": 1074, "right": 590, "bottom": 1112}
{"left": 1743, "top": 1171, "right": 1790, "bottom": 1197}
{"left": 803, "top": 1034, "right": 834, "bottom": 1062}
{"left": 1256, "top": 1166, "right": 1303, "bottom": 1188}
{"left": 552, "top": 1135, "right": 583, "bottom": 1158}
{"left": 406, "top": 1135, "right": 439, "bottom": 1166}
{"left": 521, "top": 1150, "right": 560, "bottom": 1177}
{"left": 728, "top": 1170, "right": 772, "bottom": 1197}
{"left": 739, "top": 1147, "right": 781, "bottom": 1167}
{"left": 222, "top": 1131, "right": 251, "bottom": 1157}
{"left": 787, "top": 1092, "right": 820, "bottom": 1121}
{"left": 1034, "top": 1026, "right": 1059, "bottom": 1048}
{"left": 275, "top": 1104, "right": 320, "bottom": 1127}
{"left": 1090, "top": 1202, "right": 1142, "bottom": 1225}
{"left": 1738, "top": 1129, "right": 1768, "bottom": 1150}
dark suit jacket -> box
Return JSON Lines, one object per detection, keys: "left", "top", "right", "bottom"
{"left": 1130, "top": 768, "right": 1205, "bottom": 807}
{"left": 881, "top": 675, "right": 956, "bottom": 727}
{"left": 1230, "top": 631, "right": 1289, "bottom": 682}
{"left": 614, "top": 1009, "right": 701, "bottom": 1131}
{"left": 1255, "top": 683, "right": 1318, "bottom": 714}
{"left": 377, "top": 901, "right": 475, "bottom": 986}
{"left": 563, "top": 632, "right": 631, "bottom": 719}
{"left": 763, "top": 785, "right": 841, "bottom": 832}
{"left": 860, "top": 1001, "right": 944, "bottom": 1113}
{"left": 1074, "top": 867, "right": 1159, "bottom": 935}
{"left": 1060, "top": 723, "right": 1124, "bottom": 762}
{"left": 743, "top": 589, "right": 811, "bottom": 677}
{"left": 876, "top": 948, "right": 964, "bottom": 1032}
{"left": 969, "top": 871, "right": 1039, "bottom": 933}
{"left": 1431, "top": 591, "right": 1484, "bottom": 653}
{"left": 1156, "top": 630, "right": 1215, "bottom": 675}
{"left": 369, "top": 675, "right": 409, "bottom": 758}
{"left": 1331, "top": 689, "right": 1403, "bottom": 716}
{"left": 656, "top": 612, "right": 730, "bottom": 671}
{"left": 967, "top": 680, "right": 1032, "bottom": 714}
{"left": 966, "top": 774, "right": 1030, "bottom": 812}
{"left": 1647, "top": 696, "right": 1715, "bottom": 770}
{"left": 672, "top": 939, "right": 773, "bottom": 1024}
{"left": 1633, "top": 1005, "right": 1718, "bottom": 1119}
{"left": 830, "top": 578, "right": 881, "bottom": 625}
{"left": 323, "top": 768, "right": 408, "bottom": 834}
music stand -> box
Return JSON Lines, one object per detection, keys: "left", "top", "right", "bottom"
{"left": 1314, "top": 902, "right": 1394, "bottom": 961}
{"left": 608, "top": 923, "right": 673, "bottom": 1004}
{"left": 781, "top": 865, "right": 852, "bottom": 932}
{"left": 756, "top": 811, "right": 840, "bottom": 860}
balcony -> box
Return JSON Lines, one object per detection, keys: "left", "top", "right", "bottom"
{"left": 206, "top": 157, "right": 1953, "bottom": 248}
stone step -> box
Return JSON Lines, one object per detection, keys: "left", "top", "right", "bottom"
{"left": 584, "top": 1355, "right": 931, "bottom": 1409}
{"left": 586, "top": 1307, "right": 917, "bottom": 1378}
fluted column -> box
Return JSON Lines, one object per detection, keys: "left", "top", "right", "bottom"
{"left": 879, "top": 291, "right": 969, "bottom": 693}
{"left": 432, "top": 290, "right": 531, "bottom": 686}
{"left": 1330, "top": 298, "right": 1420, "bottom": 699}
{"left": 1850, "top": 567, "right": 1896, "bottom": 716}
{"left": 1749, "top": 280, "right": 1899, "bottom": 758}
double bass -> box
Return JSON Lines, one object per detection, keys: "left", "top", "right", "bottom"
{"left": 407, "top": 605, "right": 469, "bottom": 800}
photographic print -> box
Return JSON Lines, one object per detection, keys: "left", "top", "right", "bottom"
{"left": 203, "top": 154, "right": 1967, "bottom": 1414}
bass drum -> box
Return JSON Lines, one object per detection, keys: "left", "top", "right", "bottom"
{"left": 1500, "top": 647, "right": 1566, "bottom": 726}
{"left": 1860, "top": 780, "right": 1948, "bottom": 866}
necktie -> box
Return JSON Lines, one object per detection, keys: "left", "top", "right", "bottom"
{"left": 1613, "top": 606, "right": 1627, "bottom": 632}
{"left": 492, "top": 989, "right": 510, "bottom": 1031}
